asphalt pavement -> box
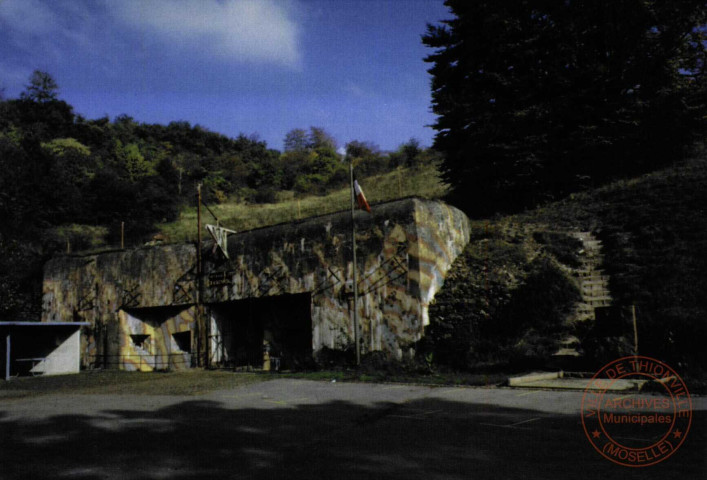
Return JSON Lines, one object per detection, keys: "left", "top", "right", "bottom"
{"left": 0, "top": 378, "right": 704, "bottom": 479}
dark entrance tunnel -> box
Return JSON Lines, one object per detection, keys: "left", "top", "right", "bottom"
{"left": 209, "top": 293, "right": 313, "bottom": 370}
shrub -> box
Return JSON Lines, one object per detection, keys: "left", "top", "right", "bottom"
{"left": 422, "top": 234, "right": 581, "bottom": 370}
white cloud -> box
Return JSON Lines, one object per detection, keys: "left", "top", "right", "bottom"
{"left": 0, "top": 63, "right": 27, "bottom": 91}
{"left": 109, "top": 0, "right": 302, "bottom": 68}
{"left": 344, "top": 81, "right": 367, "bottom": 98}
{"left": 0, "top": 0, "right": 58, "bottom": 35}
{"left": 0, "top": 0, "right": 105, "bottom": 76}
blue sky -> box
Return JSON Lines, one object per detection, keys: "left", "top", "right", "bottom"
{"left": 0, "top": 0, "right": 450, "bottom": 152}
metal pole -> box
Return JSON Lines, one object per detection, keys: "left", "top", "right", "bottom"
{"left": 197, "top": 183, "right": 202, "bottom": 301}
{"left": 196, "top": 183, "right": 206, "bottom": 368}
{"left": 5, "top": 332, "right": 10, "bottom": 381}
{"left": 121, "top": 221, "right": 125, "bottom": 249}
{"left": 349, "top": 162, "right": 360, "bottom": 366}
{"left": 632, "top": 304, "right": 638, "bottom": 355}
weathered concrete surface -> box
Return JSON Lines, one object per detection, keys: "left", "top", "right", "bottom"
{"left": 119, "top": 307, "right": 196, "bottom": 371}
{"left": 36, "top": 328, "right": 81, "bottom": 376}
{"left": 42, "top": 244, "right": 197, "bottom": 369}
{"left": 508, "top": 372, "right": 647, "bottom": 391}
{"left": 203, "top": 198, "right": 470, "bottom": 357}
{"left": 41, "top": 198, "right": 470, "bottom": 368}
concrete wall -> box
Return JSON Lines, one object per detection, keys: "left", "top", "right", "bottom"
{"left": 118, "top": 307, "right": 196, "bottom": 371}
{"left": 42, "top": 198, "right": 470, "bottom": 366}
{"left": 201, "top": 198, "right": 470, "bottom": 357}
{"left": 32, "top": 329, "right": 82, "bottom": 376}
{"left": 42, "top": 244, "right": 196, "bottom": 368}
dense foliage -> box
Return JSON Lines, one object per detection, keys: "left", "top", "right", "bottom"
{"left": 424, "top": 155, "right": 707, "bottom": 377}
{"left": 0, "top": 87, "right": 283, "bottom": 245}
{"left": 424, "top": 0, "right": 707, "bottom": 216}
{"left": 422, "top": 229, "right": 580, "bottom": 370}
{"left": 522, "top": 156, "right": 707, "bottom": 375}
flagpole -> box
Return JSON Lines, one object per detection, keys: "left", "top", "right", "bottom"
{"left": 196, "top": 183, "right": 206, "bottom": 368}
{"left": 349, "top": 161, "right": 361, "bottom": 366}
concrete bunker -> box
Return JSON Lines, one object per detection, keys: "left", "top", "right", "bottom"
{"left": 41, "top": 198, "right": 470, "bottom": 370}
{"left": 117, "top": 305, "right": 196, "bottom": 371}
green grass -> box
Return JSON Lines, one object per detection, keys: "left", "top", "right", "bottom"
{"left": 0, "top": 368, "right": 506, "bottom": 400}
{"left": 48, "top": 163, "right": 447, "bottom": 249}
{"left": 280, "top": 370, "right": 506, "bottom": 387}
{"left": 157, "top": 162, "right": 448, "bottom": 243}
{"left": 0, "top": 370, "right": 269, "bottom": 399}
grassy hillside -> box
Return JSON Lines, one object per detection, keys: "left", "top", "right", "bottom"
{"left": 157, "top": 162, "right": 448, "bottom": 243}
{"left": 426, "top": 154, "right": 707, "bottom": 378}
{"left": 520, "top": 155, "right": 707, "bottom": 374}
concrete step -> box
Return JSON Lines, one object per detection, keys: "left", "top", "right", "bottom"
{"left": 567, "top": 230, "right": 613, "bottom": 324}
{"left": 592, "top": 297, "right": 612, "bottom": 303}
{"left": 571, "top": 232, "right": 593, "bottom": 240}
{"left": 581, "top": 240, "right": 602, "bottom": 247}
{"left": 583, "top": 288, "right": 611, "bottom": 293}
{"left": 582, "top": 294, "right": 612, "bottom": 301}
{"left": 510, "top": 376, "right": 647, "bottom": 391}
{"left": 583, "top": 294, "right": 611, "bottom": 302}
{"left": 586, "top": 299, "right": 612, "bottom": 307}
{"left": 558, "top": 336, "right": 580, "bottom": 347}
{"left": 582, "top": 291, "right": 611, "bottom": 299}
{"left": 575, "top": 269, "right": 605, "bottom": 277}
{"left": 553, "top": 347, "right": 581, "bottom": 357}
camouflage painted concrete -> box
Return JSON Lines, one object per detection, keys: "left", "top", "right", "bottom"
{"left": 41, "top": 198, "right": 470, "bottom": 369}
{"left": 42, "top": 244, "right": 197, "bottom": 370}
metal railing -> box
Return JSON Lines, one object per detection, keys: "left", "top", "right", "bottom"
{"left": 86, "top": 353, "right": 192, "bottom": 371}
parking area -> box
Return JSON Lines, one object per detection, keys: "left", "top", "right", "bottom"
{"left": 0, "top": 378, "right": 705, "bottom": 479}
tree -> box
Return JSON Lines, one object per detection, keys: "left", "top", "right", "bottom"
{"left": 283, "top": 126, "right": 338, "bottom": 153}
{"left": 423, "top": 1, "right": 707, "bottom": 216}
{"left": 41, "top": 137, "right": 91, "bottom": 158}
{"left": 308, "top": 126, "right": 337, "bottom": 152}
{"left": 284, "top": 128, "right": 308, "bottom": 152}
{"left": 390, "top": 138, "right": 424, "bottom": 168}
{"left": 21, "top": 70, "right": 59, "bottom": 103}
{"left": 345, "top": 140, "right": 379, "bottom": 159}
{"left": 346, "top": 140, "right": 388, "bottom": 176}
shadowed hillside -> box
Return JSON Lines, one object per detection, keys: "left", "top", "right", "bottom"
{"left": 426, "top": 154, "right": 707, "bottom": 379}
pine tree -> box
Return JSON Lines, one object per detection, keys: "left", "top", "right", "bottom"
{"left": 424, "top": 0, "right": 707, "bottom": 215}
{"left": 21, "top": 70, "right": 59, "bottom": 103}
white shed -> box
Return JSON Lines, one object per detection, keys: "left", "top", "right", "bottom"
{"left": 1, "top": 322, "right": 89, "bottom": 380}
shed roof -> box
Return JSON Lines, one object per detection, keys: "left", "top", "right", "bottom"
{"left": 0, "top": 322, "right": 90, "bottom": 327}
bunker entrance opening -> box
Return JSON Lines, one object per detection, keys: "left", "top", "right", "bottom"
{"left": 209, "top": 293, "right": 313, "bottom": 371}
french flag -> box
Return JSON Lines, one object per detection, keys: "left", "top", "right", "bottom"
{"left": 354, "top": 179, "right": 371, "bottom": 213}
